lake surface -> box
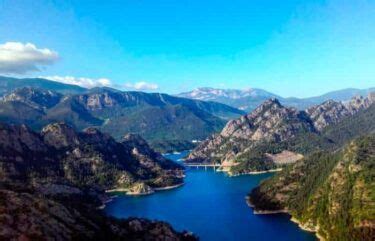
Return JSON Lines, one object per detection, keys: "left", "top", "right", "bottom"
{"left": 105, "top": 151, "right": 316, "bottom": 241}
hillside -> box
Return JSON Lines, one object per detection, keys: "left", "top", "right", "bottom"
{"left": 186, "top": 94, "right": 375, "bottom": 174}
{"left": 0, "top": 122, "right": 184, "bottom": 193}
{"left": 0, "top": 122, "right": 196, "bottom": 241}
{"left": 0, "top": 86, "right": 244, "bottom": 152}
{"left": 248, "top": 135, "right": 375, "bottom": 241}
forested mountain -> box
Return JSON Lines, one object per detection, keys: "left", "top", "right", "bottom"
{"left": 0, "top": 122, "right": 184, "bottom": 193}
{"left": 187, "top": 93, "right": 375, "bottom": 175}
{"left": 248, "top": 135, "right": 375, "bottom": 241}
{"left": 0, "top": 122, "right": 196, "bottom": 241}
{"left": 0, "top": 86, "right": 244, "bottom": 152}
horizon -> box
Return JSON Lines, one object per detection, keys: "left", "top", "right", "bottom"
{"left": 1, "top": 0, "right": 374, "bottom": 98}
{"left": 1, "top": 74, "right": 374, "bottom": 99}
{"left": 0, "top": 2, "right": 374, "bottom": 240}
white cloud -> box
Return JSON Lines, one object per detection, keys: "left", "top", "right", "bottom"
{"left": 41, "top": 75, "right": 112, "bottom": 88}
{"left": 0, "top": 42, "right": 59, "bottom": 74}
{"left": 124, "top": 81, "right": 159, "bottom": 91}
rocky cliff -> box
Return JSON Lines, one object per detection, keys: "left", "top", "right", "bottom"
{"left": 0, "top": 122, "right": 196, "bottom": 241}
{"left": 0, "top": 122, "right": 184, "bottom": 194}
{"left": 306, "top": 93, "right": 375, "bottom": 130}
{"left": 187, "top": 93, "right": 375, "bottom": 174}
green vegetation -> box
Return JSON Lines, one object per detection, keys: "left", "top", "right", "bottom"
{"left": 150, "top": 139, "right": 196, "bottom": 153}
{"left": 0, "top": 86, "right": 244, "bottom": 152}
{"left": 238, "top": 103, "right": 375, "bottom": 173}
{"left": 249, "top": 135, "right": 375, "bottom": 241}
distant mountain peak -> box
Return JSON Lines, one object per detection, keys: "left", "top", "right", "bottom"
{"left": 177, "top": 86, "right": 375, "bottom": 111}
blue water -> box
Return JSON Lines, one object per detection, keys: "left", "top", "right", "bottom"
{"left": 105, "top": 152, "right": 316, "bottom": 241}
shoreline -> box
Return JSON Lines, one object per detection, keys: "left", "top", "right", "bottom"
{"left": 246, "top": 196, "right": 323, "bottom": 240}
{"left": 100, "top": 182, "right": 184, "bottom": 209}
{"left": 253, "top": 209, "right": 289, "bottom": 214}
{"left": 154, "top": 183, "right": 185, "bottom": 191}
{"left": 252, "top": 209, "right": 323, "bottom": 240}
{"left": 228, "top": 168, "right": 282, "bottom": 177}
{"left": 290, "top": 217, "right": 325, "bottom": 241}
{"left": 106, "top": 182, "right": 184, "bottom": 194}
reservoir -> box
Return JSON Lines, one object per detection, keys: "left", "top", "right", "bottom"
{"left": 104, "top": 151, "right": 316, "bottom": 241}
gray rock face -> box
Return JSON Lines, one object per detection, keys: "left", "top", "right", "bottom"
{"left": 220, "top": 99, "right": 314, "bottom": 141}
{"left": 187, "top": 98, "right": 315, "bottom": 164}
{"left": 77, "top": 92, "right": 120, "bottom": 110}
{"left": 306, "top": 100, "right": 351, "bottom": 131}
{"left": 1, "top": 87, "right": 62, "bottom": 109}
{"left": 188, "top": 93, "right": 375, "bottom": 166}
{"left": 307, "top": 93, "right": 375, "bottom": 131}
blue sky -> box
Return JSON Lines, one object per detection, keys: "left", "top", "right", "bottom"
{"left": 0, "top": 0, "right": 374, "bottom": 97}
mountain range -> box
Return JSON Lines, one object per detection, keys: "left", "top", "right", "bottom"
{"left": 178, "top": 87, "right": 375, "bottom": 111}
{"left": 0, "top": 76, "right": 373, "bottom": 154}
{"left": 0, "top": 75, "right": 374, "bottom": 240}
{"left": 187, "top": 93, "right": 375, "bottom": 175}
{"left": 185, "top": 91, "right": 375, "bottom": 240}
{"left": 0, "top": 76, "right": 244, "bottom": 152}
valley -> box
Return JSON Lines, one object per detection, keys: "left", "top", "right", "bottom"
{"left": 0, "top": 76, "right": 373, "bottom": 241}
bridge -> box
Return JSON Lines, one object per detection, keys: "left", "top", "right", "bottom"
{"left": 184, "top": 163, "right": 221, "bottom": 170}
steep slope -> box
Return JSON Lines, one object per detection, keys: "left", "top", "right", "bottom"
{"left": 0, "top": 189, "right": 197, "bottom": 241}
{"left": 0, "top": 123, "right": 196, "bottom": 241}
{"left": 186, "top": 99, "right": 316, "bottom": 174}
{"left": 187, "top": 94, "right": 375, "bottom": 174}
{"left": 177, "top": 87, "right": 375, "bottom": 111}
{"left": 248, "top": 135, "right": 375, "bottom": 241}
{"left": 58, "top": 88, "right": 243, "bottom": 151}
{"left": 1, "top": 87, "right": 62, "bottom": 109}
{"left": 0, "top": 76, "right": 87, "bottom": 95}
{"left": 0, "top": 87, "right": 62, "bottom": 126}
{"left": 0, "top": 87, "right": 244, "bottom": 152}
{"left": 0, "top": 122, "right": 184, "bottom": 193}
{"left": 307, "top": 94, "right": 375, "bottom": 130}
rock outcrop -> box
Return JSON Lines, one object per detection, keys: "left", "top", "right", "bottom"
{"left": 0, "top": 86, "right": 244, "bottom": 152}
{"left": 187, "top": 93, "right": 375, "bottom": 173}
{"left": 0, "top": 122, "right": 184, "bottom": 192}
{"left": 306, "top": 93, "right": 375, "bottom": 131}
{"left": 0, "top": 121, "right": 196, "bottom": 241}
{"left": 187, "top": 98, "right": 315, "bottom": 167}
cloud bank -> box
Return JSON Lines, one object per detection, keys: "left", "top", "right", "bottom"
{"left": 124, "top": 81, "right": 159, "bottom": 91}
{"left": 0, "top": 42, "right": 59, "bottom": 74}
{"left": 40, "top": 76, "right": 158, "bottom": 91}
{"left": 41, "top": 75, "right": 112, "bottom": 88}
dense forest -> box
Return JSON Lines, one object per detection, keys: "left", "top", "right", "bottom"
{"left": 249, "top": 135, "right": 375, "bottom": 240}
